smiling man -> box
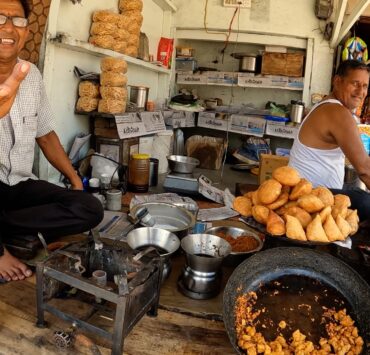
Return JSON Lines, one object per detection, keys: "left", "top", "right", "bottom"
{"left": 289, "top": 60, "right": 370, "bottom": 221}
{"left": 0, "top": 0, "right": 103, "bottom": 282}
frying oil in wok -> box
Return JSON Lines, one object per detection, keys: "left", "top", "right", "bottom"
{"left": 252, "top": 275, "right": 353, "bottom": 344}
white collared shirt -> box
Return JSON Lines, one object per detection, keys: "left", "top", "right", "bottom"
{"left": 0, "top": 61, "right": 54, "bottom": 185}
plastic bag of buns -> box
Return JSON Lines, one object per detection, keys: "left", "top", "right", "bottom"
{"left": 113, "top": 42, "right": 128, "bottom": 54}
{"left": 234, "top": 165, "right": 359, "bottom": 243}
{"left": 100, "top": 86, "right": 128, "bottom": 101}
{"left": 90, "top": 22, "right": 116, "bottom": 36}
{"left": 101, "top": 57, "right": 128, "bottom": 73}
{"left": 119, "top": 0, "right": 143, "bottom": 12}
{"left": 89, "top": 35, "right": 115, "bottom": 50}
{"left": 98, "top": 99, "right": 126, "bottom": 114}
{"left": 78, "top": 81, "right": 99, "bottom": 98}
{"left": 92, "top": 10, "right": 120, "bottom": 24}
{"left": 100, "top": 72, "right": 127, "bottom": 87}
{"left": 76, "top": 97, "right": 98, "bottom": 112}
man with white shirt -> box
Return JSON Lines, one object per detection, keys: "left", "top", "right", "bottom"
{"left": 289, "top": 60, "right": 370, "bottom": 221}
{"left": 0, "top": 0, "right": 103, "bottom": 282}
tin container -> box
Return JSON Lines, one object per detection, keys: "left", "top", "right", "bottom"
{"left": 128, "top": 153, "right": 150, "bottom": 192}
{"left": 129, "top": 86, "right": 149, "bottom": 111}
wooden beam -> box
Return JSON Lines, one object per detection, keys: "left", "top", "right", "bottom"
{"left": 334, "top": 0, "right": 370, "bottom": 47}
{"left": 330, "top": 0, "right": 348, "bottom": 48}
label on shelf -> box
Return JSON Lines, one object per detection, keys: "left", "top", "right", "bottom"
{"left": 230, "top": 115, "right": 266, "bottom": 137}
{"left": 265, "top": 121, "right": 299, "bottom": 139}
{"left": 162, "top": 110, "right": 196, "bottom": 128}
{"left": 238, "top": 73, "right": 288, "bottom": 88}
{"left": 198, "top": 112, "right": 229, "bottom": 131}
{"left": 177, "top": 73, "right": 207, "bottom": 84}
{"left": 115, "top": 112, "right": 166, "bottom": 139}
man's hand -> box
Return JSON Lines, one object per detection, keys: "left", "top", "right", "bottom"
{"left": 0, "top": 62, "right": 30, "bottom": 118}
{"left": 70, "top": 178, "right": 83, "bottom": 191}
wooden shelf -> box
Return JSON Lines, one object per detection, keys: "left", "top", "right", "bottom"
{"left": 50, "top": 34, "right": 171, "bottom": 75}
{"left": 152, "top": 0, "right": 177, "bottom": 12}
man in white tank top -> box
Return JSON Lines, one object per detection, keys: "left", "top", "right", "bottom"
{"left": 289, "top": 60, "right": 370, "bottom": 221}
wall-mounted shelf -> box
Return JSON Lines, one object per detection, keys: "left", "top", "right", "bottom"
{"left": 49, "top": 34, "right": 171, "bottom": 75}
{"left": 152, "top": 0, "right": 177, "bottom": 12}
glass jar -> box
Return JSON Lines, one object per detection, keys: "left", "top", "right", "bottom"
{"left": 128, "top": 153, "right": 150, "bottom": 192}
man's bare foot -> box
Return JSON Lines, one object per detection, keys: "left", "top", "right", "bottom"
{"left": 0, "top": 248, "right": 32, "bottom": 281}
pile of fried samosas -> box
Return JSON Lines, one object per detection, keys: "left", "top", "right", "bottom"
{"left": 233, "top": 166, "right": 359, "bottom": 242}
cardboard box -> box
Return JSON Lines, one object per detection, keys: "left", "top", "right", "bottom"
{"left": 238, "top": 73, "right": 288, "bottom": 88}
{"left": 230, "top": 114, "right": 266, "bottom": 137}
{"left": 197, "top": 112, "right": 229, "bottom": 131}
{"left": 177, "top": 73, "right": 207, "bottom": 84}
{"left": 265, "top": 122, "right": 299, "bottom": 139}
{"left": 258, "top": 154, "right": 289, "bottom": 184}
{"left": 207, "top": 71, "right": 238, "bottom": 86}
{"left": 162, "top": 110, "right": 195, "bottom": 128}
{"left": 261, "top": 52, "right": 304, "bottom": 77}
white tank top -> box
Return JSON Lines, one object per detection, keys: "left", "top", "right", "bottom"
{"left": 289, "top": 99, "right": 345, "bottom": 189}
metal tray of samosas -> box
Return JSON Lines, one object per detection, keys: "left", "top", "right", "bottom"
{"left": 239, "top": 216, "right": 351, "bottom": 246}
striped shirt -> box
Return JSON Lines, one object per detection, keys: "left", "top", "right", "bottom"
{"left": 0, "top": 61, "right": 54, "bottom": 186}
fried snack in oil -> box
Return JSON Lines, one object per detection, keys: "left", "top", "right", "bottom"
{"left": 258, "top": 179, "right": 282, "bottom": 205}
{"left": 284, "top": 206, "right": 312, "bottom": 229}
{"left": 235, "top": 294, "right": 363, "bottom": 354}
{"left": 346, "top": 209, "right": 359, "bottom": 235}
{"left": 233, "top": 196, "right": 252, "bottom": 217}
{"left": 306, "top": 215, "right": 329, "bottom": 242}
{"left": 319, "top": 206, "right": 332, "bottom": 224}
{"left": 336, "top": 215, "right": 352, "bottom": 239}
{"left": 311, "top": 186, "right": 335, "bottom": 207}
{"left": 332, "top": 205, "right": 348, "bottom": 219}
{"left": 272, "top": 166, "right": 300, "bottom": 186}
{"left": 252, "top": 205, "right": 269, "bottom": 225}
{"left": 266, "top": 210, "right": 286, "bottom": 236}
{"left": 265, "top": 191, "right": 289, "bottom": 210}
{"left": 286, "top": 215, "right": 307, "bottom": 241}
{"left": 235, "top": 293, "right": 363, "bottom": 355}
{"left": 289, "top": 178, "right": 313, "bottom": 200}
{"left": 334, "top": 194, "right": 351, "bottom": 209}
{"left": 244, "top": 191, "right": 254, "bottom": 199}
{"left": 297, "top": 194, "right": 325, "bottom": 213}
{"left": 323, "top": 214, "right": 344, "bottom": 242}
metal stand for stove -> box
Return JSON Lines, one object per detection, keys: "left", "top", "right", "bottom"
{"left": 35, "top": 247, "right": 163, "bottom": 355}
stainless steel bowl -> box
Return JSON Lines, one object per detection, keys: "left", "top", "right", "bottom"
{"left": 205, "top": 226, "right": 264, "bottom": 255}
{"left": 167, "top": 155, "right": 200, "bottom": 174}
{"left": 126, "top": 227, "right": 180, "bottom": 258}
{"left": 130, "top": 202, "right": 196, "bottom": 238}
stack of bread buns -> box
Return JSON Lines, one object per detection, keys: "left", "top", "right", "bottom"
{"left": 117, "top": 0, "right": 143, "bottom": 57}
{"left": 233, "top": 166, "right": 359, "bottom": 243}
{"left": 98, "top": 57, "right": 128, "bottom": 114}
{"left": 76, "top": 81, "right": 100, "bottom": 112}
{"left": 89, "top": 10, "right": 130, "bottom": 54}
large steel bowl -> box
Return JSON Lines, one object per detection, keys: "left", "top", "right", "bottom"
{"left": 167, "top": 155, "right": 200, "bottom": 174}
{"left": 130, "top": 202, "right": 196, "bottom": 238}
{"left": 126, "top": 227, "right": 180, "bottom": 258}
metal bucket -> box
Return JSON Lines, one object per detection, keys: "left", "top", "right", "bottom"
{"left": 129, "top": 86, "right": 149, "bottom": 111}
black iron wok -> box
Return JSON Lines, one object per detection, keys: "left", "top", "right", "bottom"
{"left": 223, "top": 247, "right": 370, "bottom": 354}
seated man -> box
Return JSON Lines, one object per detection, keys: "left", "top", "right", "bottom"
{"left": 0, "top": 0, "right": 104, "bottom": 281}
{"left": 289, "top": 60, "right": 370, "bottom": 221}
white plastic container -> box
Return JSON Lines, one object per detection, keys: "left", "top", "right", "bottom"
{"left": 152, "top": 131, "right": 174, "bottom": 174}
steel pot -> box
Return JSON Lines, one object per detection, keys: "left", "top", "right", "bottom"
{"left": 223, "top": 247, "right": 370, "bottom": 354}
{"left": 231, "top": 53, "right": 258, "bottom": 72}
{"left": 290, "top": 100, "right": 305, "bottom": 123}
{"left": 167, "top": 155, "right": 199, "bottom": 174}
{"left": 129, "top": 86, "right": 149, "bottom": 111}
